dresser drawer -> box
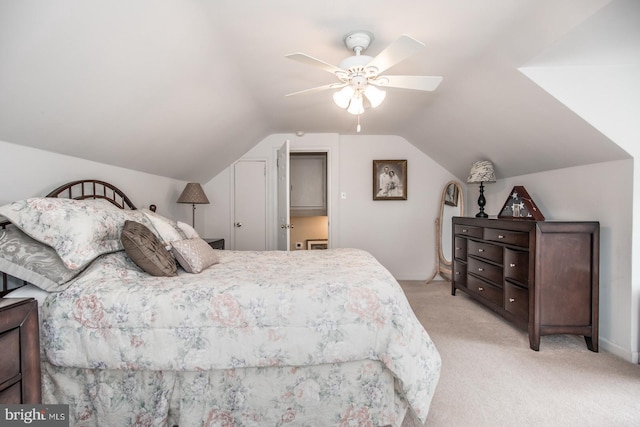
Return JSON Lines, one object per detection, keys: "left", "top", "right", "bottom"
{"left": 453, "top": 260, "right": 467, "bottom": 287}
{"left": 484, "top": 228, "right": 529, "bottom": 248}
{"left": 0, "top": 298, "right": 41, "bottom": 404}
{"left": 454, "top": 237, "right": 467, "bottom": 260}
{"left": 454, "top": 224, "right": 483, "bottom": 238}
{"left": 468, "top": 257, "right": 503, "bottom": 285}
{"left": 504, "top": 249, "right": 529, "bottom": 285}
{"left": 0, "top": 328, "right": 20, "bottom": 385}
{"left": 468, "top": 240, "right": 502, "bottom": 263}
{"left": 504, "top": 282, "right": 529, "bottom": 322}
{"left": 467, "top": 275, "right": 502, "bottom": 306}
{"left": 0, "top": 380, "right": 21, "bottom": 404}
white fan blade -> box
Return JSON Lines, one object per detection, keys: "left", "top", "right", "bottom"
{"left": 371, "top": 75, "right": 443, "bottom": 91}
{"left": 366, "top": 35, "right": 425, "bottom": 75}
{"left": 286, "top": 82, "right": 346, "bottom": 97}
{"left": 285, "top": 52, "right": 345, "bottom": 76}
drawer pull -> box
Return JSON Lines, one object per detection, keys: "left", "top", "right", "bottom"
{"left": 455, "top": 247, "right": 461, "bottom": 250}
{"left": 462, "top": 228, "right": 468, "bottom": 233}
{"left": 478, "top": 287, "right": 484, "bottom": 291}
{"left": 498, "top": 234, "right": 505, "bottom": 239}
{"left": 509, "top": 298, "right": 515, "bottom": 303}
{"left": 478, "top": 268, "right": 484, "bottom": 272}
{"left": 478, "top": 249, "right": 484, "bottom": 252}
{"left": 455, "top": 271, "right": 460, "bottom": 275}
{"left": 510, "top": 263, "right": 516, "bottom": 268}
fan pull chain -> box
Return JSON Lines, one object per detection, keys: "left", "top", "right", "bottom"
{"left": 356, "top": 115, "right": 361, "bottom": 133}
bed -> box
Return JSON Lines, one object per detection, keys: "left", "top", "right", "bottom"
{"left": 0, "top": 179, "right": 441, "bottom": 427}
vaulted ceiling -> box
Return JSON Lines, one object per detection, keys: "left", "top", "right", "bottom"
{"left": 0, "top": 0, "right": 631, "bottom": 183}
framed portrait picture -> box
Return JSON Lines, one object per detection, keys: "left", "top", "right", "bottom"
{"left": 373, "top": 160, "right": 407, "bottom": 200}
{"left": 498, "top": 186, "right": 545, "bottom": 220}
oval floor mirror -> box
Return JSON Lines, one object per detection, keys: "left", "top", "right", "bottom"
{"left": 427, "top": 180, "right": 464, "bottom": 283}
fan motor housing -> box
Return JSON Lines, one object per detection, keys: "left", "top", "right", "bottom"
{"left": 343, "top": 31, "right": 373, "bottom": 53}
{"left": 339, "top": 55, "right": 374, "bottom": 72}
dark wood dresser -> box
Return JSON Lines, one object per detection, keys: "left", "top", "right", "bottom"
{"left": 0, "top": 298, "right": 41, "bottom": 404}
{"left": 451, "top": 217, "right": 599, "bottom": 351}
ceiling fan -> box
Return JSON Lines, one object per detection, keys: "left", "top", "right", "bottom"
{"left": 285, "top": 31, "right": 443, "bottom": 120}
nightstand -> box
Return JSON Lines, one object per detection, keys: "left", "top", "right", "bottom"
{"left": 0, "top": 298, "right": 41, "bottom": 404}
{"left": 204, "top": 238, "right": 225, "bottom": 250}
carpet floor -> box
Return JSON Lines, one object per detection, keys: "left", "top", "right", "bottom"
{"left": 398, "top": 280, "right": 640, "bottom": 427}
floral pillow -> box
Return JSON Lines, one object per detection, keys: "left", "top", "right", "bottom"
{"left": 0, "top": 227, "right": 82, "bottom": 292}
{"left": 0, "top": 198, "right": 153, "bottom": 270}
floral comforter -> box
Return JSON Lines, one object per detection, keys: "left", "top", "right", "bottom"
{"left": 40, "top": 248, "right": 441, "bottom": 423}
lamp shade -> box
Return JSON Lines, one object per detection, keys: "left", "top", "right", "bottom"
{"left": 177, "top": 183, "right": 209, "bottom": 205}
{"left": 346, "top": 92, "right": 365, "bottom": 115}
{"left": 333, "top": 84, "right": 386, "bottom": 115}
{"left": 364, "top": 85, "right": 386, "bottom": 108}
{"left": 333, "top": 86, "right": 354, "bottom": 109}
{"left": 467, "top": 160, "right": 496, "bottom": 183}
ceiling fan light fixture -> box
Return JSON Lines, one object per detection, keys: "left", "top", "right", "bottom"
{"left": 286, "top": 31, "right": 442, "bottom": 121}
{"left": 333, "top": 86, "right": 354, "bottom": 109}
{"left": 364, "top": 85, "right": 386, "bottom": 108}
{"left": 347, "top": 93, "right": 365, "bottom": 115}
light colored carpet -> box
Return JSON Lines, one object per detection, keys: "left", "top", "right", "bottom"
{"left": 398, "top": 280, "right": 640, "bottom": 427}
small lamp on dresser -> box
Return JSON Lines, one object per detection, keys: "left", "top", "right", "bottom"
{"left": 467, "top": 160, "right": 496, "bottom": 218}
{"left": 177, "top": 183, "right": 210, "bottom": 227}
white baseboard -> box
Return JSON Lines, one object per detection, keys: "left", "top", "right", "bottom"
{"left": 599, "top": 338, "right": 639, "bottom": 364}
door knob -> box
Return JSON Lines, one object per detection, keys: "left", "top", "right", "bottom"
{"left": 234, "top": 222, "right": 243, "bottom": 228}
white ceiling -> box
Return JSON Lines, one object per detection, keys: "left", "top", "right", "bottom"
{"left": 0, "top": 0, "right": 631, "bottom": 182}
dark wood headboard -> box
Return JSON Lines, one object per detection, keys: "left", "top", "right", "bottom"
{"left": 1, "top": 179, "right": 141, "bottom": 296}
{"left": 46, "top": 179, "right": 137, "bottom": 210}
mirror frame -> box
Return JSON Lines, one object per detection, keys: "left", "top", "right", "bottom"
{"left": 427, "top": 180, "right": 464, "bottom": 283}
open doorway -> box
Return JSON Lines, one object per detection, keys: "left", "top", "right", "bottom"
{"left": 289, "top": 152, "right": 329, "bottom": 251}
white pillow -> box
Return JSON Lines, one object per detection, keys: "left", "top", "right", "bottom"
{"left": 141, "top": 209, "right": 187, "bottom": 244}
{"left": 177, "top": 221, "right": 200, "bottom": 239}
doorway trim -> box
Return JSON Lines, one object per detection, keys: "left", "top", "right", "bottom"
{"left": 289, "top": 146, "right": 333, "bottom": 250}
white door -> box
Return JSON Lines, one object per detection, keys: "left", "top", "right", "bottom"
{"left": 277, "top": 140, "right": 290, "bottom": 251}
{"left": 233, "top": 160, "right": 266, "bottom": 250}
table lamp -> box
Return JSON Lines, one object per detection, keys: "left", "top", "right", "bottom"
{"left": 467, "top": 160, "right": 496, "bottom": 218}
{"left": 177, "top": 183, "right": 209, "bottom": 227}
